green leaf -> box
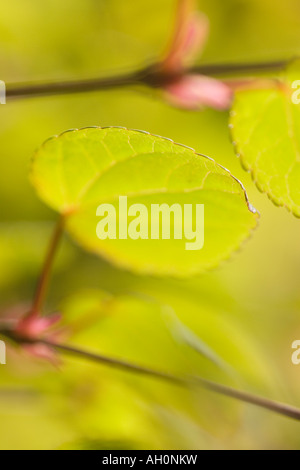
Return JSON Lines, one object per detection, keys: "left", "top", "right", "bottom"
{"left": 31, "top": 127, "right": 258, "bottom": 276}
{"left": 230, "top": 60, "right": 300, "bottom": 217}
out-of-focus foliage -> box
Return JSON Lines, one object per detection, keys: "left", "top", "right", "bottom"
{"left": 1, "top": 0, "right": 300, "bottom": 450}
{"left": 231, "top": 60, "right": 300, "bottom": 217}
{"left": 31, "top": 127, "right": 258, "bottom": 276}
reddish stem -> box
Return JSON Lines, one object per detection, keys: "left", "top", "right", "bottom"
{"left": 30, "top": 216, "right": 65, "bottom": 316}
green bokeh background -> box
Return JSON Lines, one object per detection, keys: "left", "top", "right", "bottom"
{"left": 1, "top": 0, "right": 300, "bottom": 450}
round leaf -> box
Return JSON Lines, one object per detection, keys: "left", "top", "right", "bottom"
{"left": 31, "top": 127, "right": 258, "bottom": 276}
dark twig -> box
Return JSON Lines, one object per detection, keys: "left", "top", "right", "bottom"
{"left": 1, "top": 327, "right": 298, "bottom": 422}
{"left": 5, "top": 59, "right": 289, "bottom": 100}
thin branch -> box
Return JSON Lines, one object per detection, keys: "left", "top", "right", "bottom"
{"left": 47, "top": 340, "right": 186, "bottom": 385}
{"left": 31, "top": 216, "right": 65, "bottom": 315}
{"left": 5, "top": 59, "right": 290, "bottom": 100}
{"left": 1, "top": 328, "right": 299, "bottom": 420}
{"left": 36, "top": 338, "right": 300, "bottom": 421}
{"left": 6, "top": 69, "right": 147, "bottom": 99}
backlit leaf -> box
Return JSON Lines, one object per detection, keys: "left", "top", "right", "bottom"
{"left": 230, "top": 60, "right": 300, "bottom": 217}
{"left": 31, "top": 127, "right": 258, "bottom": 276}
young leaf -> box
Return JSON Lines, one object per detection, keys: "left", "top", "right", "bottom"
{"left": 230, "top": 60, "right": 300, "bottom": 217}
{"left": 31, "top": 127, "right": 258, "bottom": 276}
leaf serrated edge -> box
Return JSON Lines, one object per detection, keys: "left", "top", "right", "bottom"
{"left": 229, "top": 71, "right": 300, "bottom": 219}
{"left": 31, "top": 126, "right": 258, "bottom": 215}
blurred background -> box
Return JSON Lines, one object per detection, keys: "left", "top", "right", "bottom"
{"left": 1, "top": 0, "right": 300, "bottom": 450}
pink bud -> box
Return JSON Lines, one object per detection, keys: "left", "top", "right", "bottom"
{"left": 164, "top": 12, "right": 210, "bottom": 72}
{"left": 164, "top": 74, "right": 233, "bottom": 111}
{"left": 15, "top": 312, "right": 62, "bottom": 339}
{"left": 13, "top": 312, "right": 63, "bottom": 363}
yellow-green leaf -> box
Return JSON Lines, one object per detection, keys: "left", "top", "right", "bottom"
{"left": 230, "top": 60, "right": 300, "bottom": 217}
{"left": 31, "top": 127, "right": 258, "bottom": 276}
